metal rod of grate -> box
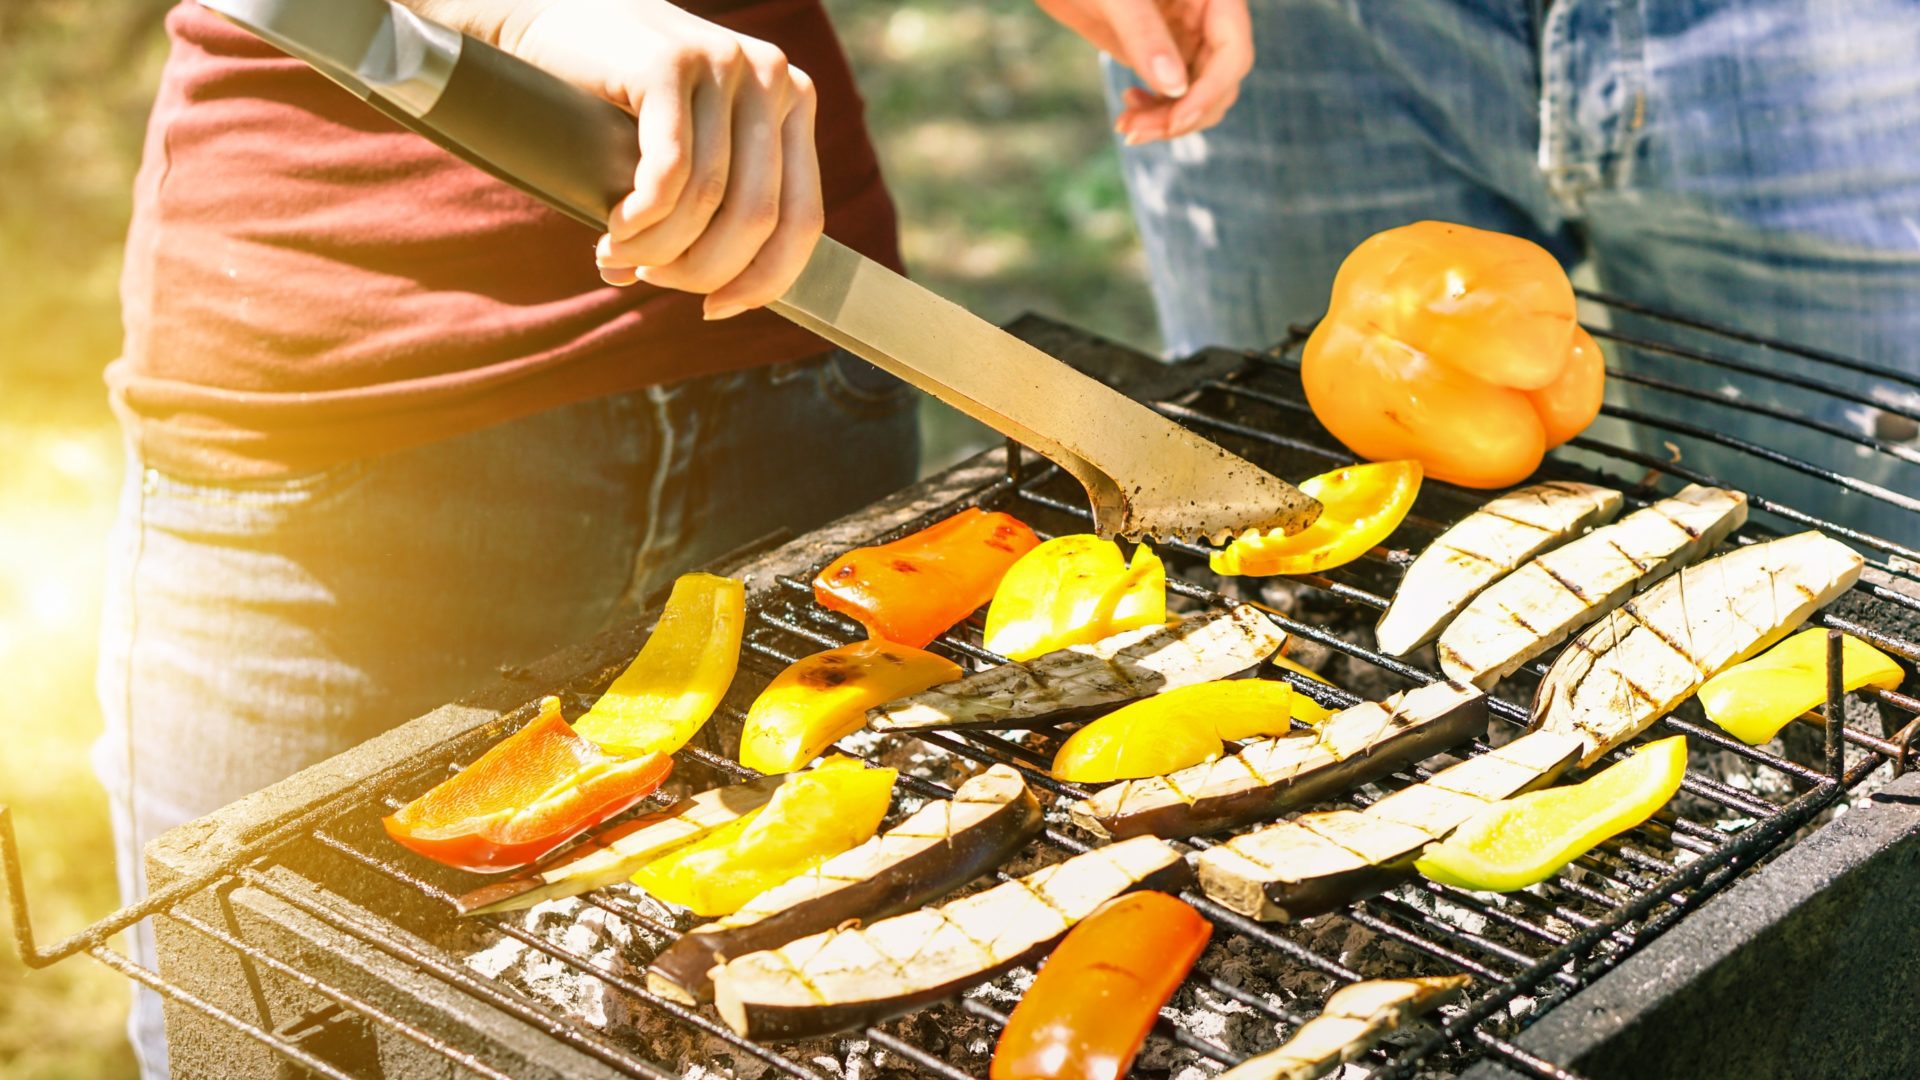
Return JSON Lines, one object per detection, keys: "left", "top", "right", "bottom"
{"left": 2, "top": 297, "right": 1916, "bottom": 1080}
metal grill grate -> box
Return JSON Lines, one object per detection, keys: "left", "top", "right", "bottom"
{"left": 6, "top": 300, "right": 1919, "bottom": 1080}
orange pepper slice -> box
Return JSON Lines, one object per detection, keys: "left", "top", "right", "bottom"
{"left": 813, "top": 508, "right": 1041, "bottom": 648}
{"left": 1210, "top": 460, "right": 1422, "bottom": 577}
{"left": 991, "top": 891, "right": 1213, "bottom": 1080}
{"left": 383, "top": 697, "right": 672, "bottom": 873}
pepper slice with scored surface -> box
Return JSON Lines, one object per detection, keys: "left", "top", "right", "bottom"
{"left": 989, "top": 891, "right": 1213, "bottom": 1080}
{"left": 383, "top": 697, "right": 673, "bottom": 874}
{"left": 648, "top": 765, "right": 1043, "bottom": 1004}
{"left": 1069, "top": 680, "right": 1486, "bottom": 840}
{"left": 709, "top": 835, "right": 1191, "bottom": 1040}
{"left": 813, "top": 508, "right": 1040, "bottom": 648}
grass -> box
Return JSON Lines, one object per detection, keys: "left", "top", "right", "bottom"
{"left": 0, "top": 1, "right": 1149, "bottom": 1076}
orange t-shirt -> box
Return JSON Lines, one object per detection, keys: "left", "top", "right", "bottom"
{"left": 110, "top": 1, "right": 901, "bottom": 478}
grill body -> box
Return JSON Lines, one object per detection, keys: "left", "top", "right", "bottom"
{"left": 125, "top": 313, "right": 1920, "bottom": 1080}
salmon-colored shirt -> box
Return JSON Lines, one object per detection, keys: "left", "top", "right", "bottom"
{"left": 110, "top": 1, "right": 900, "bottom": 478}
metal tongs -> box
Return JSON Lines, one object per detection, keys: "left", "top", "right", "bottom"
{"left": 199, "top": 0, "right": 1321, "bottom": 543}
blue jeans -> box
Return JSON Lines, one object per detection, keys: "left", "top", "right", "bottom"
{"left": 1108, "top": 0, "right": 1920, "bottom": 546}
{"left": 95, "top": 356, "right": 918, "bottom": 1077}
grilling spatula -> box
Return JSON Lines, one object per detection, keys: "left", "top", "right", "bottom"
{"left": 200, "top": 0, "right": 1321, "bottom": 543}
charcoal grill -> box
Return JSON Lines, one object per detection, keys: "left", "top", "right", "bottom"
{"left": 7, "top": 296, "right": 1920, "bottom": 1080}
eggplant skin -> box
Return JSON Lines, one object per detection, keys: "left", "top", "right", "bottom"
{"left": 647, "top": 780, "right": 1043, "bottom": 1003}
{"left": 1081, "top": 689, "right": 1487, "bottom": 841}
{"left": 714, "top": 859, "right": 1194, "bottom": 1041}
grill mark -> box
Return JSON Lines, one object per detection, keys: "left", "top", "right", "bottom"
{"left": 1604, "top": 537, "right": 1655, "bottom": 575}
{"left": 1651, "top": 505, "right": 1705, "bottom": 541}
{"left": 769, "top": 945, "right": 833, "bottom": 1005}
{"left": 1538, "top": 563, "right": 1592, "bottom": 603}
{"left": 1436, "top": 543, "right": 1506, "bottom": 571}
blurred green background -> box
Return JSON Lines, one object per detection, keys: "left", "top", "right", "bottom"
{"left": 0, "top": 1, "right": 1152, "bottom": 1076}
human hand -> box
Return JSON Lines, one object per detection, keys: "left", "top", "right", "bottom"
{"left": 1033, "top": 0, "right": 1253, "bottom": 143}
{"left": 500, "top": 0, "right": 822, "bottom": 319}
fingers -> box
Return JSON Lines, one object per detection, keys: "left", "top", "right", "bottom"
{"left": 651, "top": 46, "right": 791, "bottom": 297}
{"left": 1098, "top": 0, "right": 1190, "bottom": 97}
{"left": 703, "top": 71, "right": 823, "bottom": 319}
{"left": 608, "top": 66, "right": 695, "bottom": 242}
{"left": 1169, "top": 0, "right": 1253, "bottom": 135}
{"left": 598, "top": 56, "right": 738, "bottom": 277}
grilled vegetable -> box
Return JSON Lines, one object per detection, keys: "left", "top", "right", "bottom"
{"left": 570, "top": 573, "right": 744, "bottom": 754}
{"left": 990, "top": 891, "right": 1212, "bottom": 1080}
{"left": 1211, "top": 461, "right": 1422, "bottom": 578}
{"left": 1197, "top": 730, "right": 1582, "bottom": 921}
{"left": 1534, "top": 531, "right": 1865, "bottom": 766}
{"left": 1698, "top": 628, "right": 1905, "bottom": 746}
{"left": 813, "top": 508, "right": 1040, "bottom": 648}
{"left": 709, "top": 835, "right": 1190, "bottom": 1040}
{"left": 1270, "top": 655, "right": 1338, "bottom": 725}
{"left": 1437, "top": 485, "right": 1748, "bottom": 689}
{"left": 738, "top": 641, "right": 962, "bottom": 774}
{"left": 1051, "top": 679, "right": 1295, "bottom": 783}
{"left": 648, "top": 765, "right": 1042, "bottom": 1004}
{"left": 1374, "top": 482, "right": 1622, "bottom": 656}
{"left": 383, "top": 697, "right": 672, "bottom": 873}
{"left": 1215, "top": 975, "right": 1470, "bottom": 1080}
{"left": 870, "top": 605, "right": 1287, "bottom": 733}
{"left": 632, "top": 757, "right": 896, "bottom": 917}
{"left": 454, "top": 773, "right": 788, "bottom": 916}
{"left": 1070, "top": 681, "right": 1486, "bottom": 840}
{"left": 1300, "top": 221, "right": 1604, "bottom": 489}
{"left": 983, "top": 535, "right": 1166, "bottom": 661}
{"left": 1416, "top": 735, "right": 1687, "bottom": 892}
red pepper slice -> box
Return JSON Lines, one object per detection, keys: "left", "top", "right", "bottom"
{"left": 991, "top": 891, "right": 1213, "bottom": 1080}
{"left": 383, "top": 697, "right": 673, "bottom": 873}
{"left": 813, "top": 508, "right": 1041, "bottom": 648}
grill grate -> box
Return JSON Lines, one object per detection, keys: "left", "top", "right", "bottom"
{"left": 6, "top": 299, "right": 1919, "bottom": 1080}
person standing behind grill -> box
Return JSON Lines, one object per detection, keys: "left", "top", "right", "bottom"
{"left": 105, "top": 0, "right": 904, "bottom": 1074}
{"left": 1060, "top": 0, "right": 1920, "bottom": 545}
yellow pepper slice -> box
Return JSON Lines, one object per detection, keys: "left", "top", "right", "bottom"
{"left": 738, "top": 641, "right": 963, "bottom": 774}
{"left": 1698, "top": 629, "right": 1904, "bottom": 746}
{"left": 1270, "top": 655, "right": 1337, "bottom": 726}
{"left": 571, "top": 573, "right": 745, "bottom": 755}
{"left": 631, "top": 756, "right": 896, "bottom": 916}
{"left": 982, "top": 535, "right": 1168, "bottom": 661}
{"left": 1052, "top": 680, "right": 1294, "bottom": 783}
{"left": 1211, "top": 461, "right": 1422, "bottom": 577}
{"left": 1415, "top": 735, "right": 1687, "bottom": 893}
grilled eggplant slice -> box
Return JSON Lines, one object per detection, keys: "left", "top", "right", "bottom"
{"left": 1437, "top": 484, "right": 1747, "bottom": 688}
{"left": 1375, "top": 482, "right": 1622, "bottom": 656}
{"left": 647, "top": 765, "right": 1042, "bottom": 1004}
{"left": 1197, "top": 730, "right": 1582, "bottom": 921}
{"left": 1070, "top": 680, "right": 1486, "bottom": 840}
{"left": 1534, "top": 531, "right": 1863, "bottom": 766}
{"left": 453, "top": 773, "right": 787, "bottom": 917}
{"left": 1215, "top": 975, "right": 1470, "bottom": 1080}
{"left": 709, "top": 835, "right": 1190, "bottom": 1040}
{"left": 868, "top": 604, "right": 1286, "bottom": 733}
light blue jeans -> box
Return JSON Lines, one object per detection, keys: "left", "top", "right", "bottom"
{"left": 96, "top": 355, "right": 918, "bottom": 1077}
{"left": 1108, "top": 0, "right": 1920, "bottom": 546}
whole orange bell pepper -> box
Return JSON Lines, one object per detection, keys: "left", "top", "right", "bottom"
{"left": 383, "top": 697, "right": 673, "bottom": 873}
{"left": 813, "top": 508, "right": 1040, "bottom": 647}
{"left": 991, "top": 891, "right": 1213, "bottom": 1080}
{"left": 1302, "top": 221, "right": 1605, "bottom": 489}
